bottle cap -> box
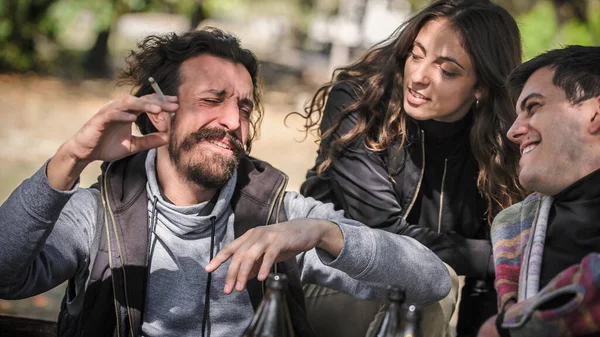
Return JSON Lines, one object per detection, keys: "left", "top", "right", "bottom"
{"left": 266, "top": 273, "right": 288, "bottom": 290}
{"left": 387, "top": 286, "right": 406, "bottom": 302}
{"left": 404, "top": 304, "right": 421, "bottom": 321}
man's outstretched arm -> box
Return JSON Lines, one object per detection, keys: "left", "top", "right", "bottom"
{"left": 206, "top": 191, "right": 451, "bottom": 306}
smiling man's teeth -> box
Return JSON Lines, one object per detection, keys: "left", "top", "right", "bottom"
{"left": 523, "top": 144, "right": 537, "bottom": 155}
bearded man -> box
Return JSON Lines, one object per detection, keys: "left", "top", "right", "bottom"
{"left": 0, "top": 28, "right": 450, "bottom": 337}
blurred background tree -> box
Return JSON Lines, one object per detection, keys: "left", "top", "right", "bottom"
{"left": 1, "top": 0, "right": 597, "bottom": 78}
{"left": 0, "top": 0, "right": 600, "bottom": 78}
{"left": 0, "top": 0, "right": 598, "bottom": 327}
{"left": 408, "top": 0, "right": 599, "bottom": 59}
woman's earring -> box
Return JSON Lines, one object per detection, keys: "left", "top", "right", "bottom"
{"left": 475, "top": 99, "right": 481, "bottom": 109}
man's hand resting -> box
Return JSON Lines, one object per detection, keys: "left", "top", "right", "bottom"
{"left": 205, "top": 219, "right": 343, "bottom": 294}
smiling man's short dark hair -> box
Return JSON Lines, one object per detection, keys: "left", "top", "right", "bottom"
{"left": 508, "top": 46, "right": 600, "bottom": 105}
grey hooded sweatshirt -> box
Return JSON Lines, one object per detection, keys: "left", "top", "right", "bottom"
{"left": 0, "top": 149, "right": 450, "bottom": 337}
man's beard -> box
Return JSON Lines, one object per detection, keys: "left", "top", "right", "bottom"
{"left": 169, "top": 126, "right": 245, "bottom": 189}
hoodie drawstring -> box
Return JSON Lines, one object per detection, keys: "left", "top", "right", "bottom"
{"left": 148, "top": 196, "right": 159, "bottom": 265}
{"left": 202, "top": 216, "right": 217, "bottom": 337}
{"left": 148, "top": 196, "right": 216, "bottom": 337}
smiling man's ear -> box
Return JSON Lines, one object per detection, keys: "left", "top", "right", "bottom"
{"left": 589, "top": 96, "right": 600, "bottom": 135}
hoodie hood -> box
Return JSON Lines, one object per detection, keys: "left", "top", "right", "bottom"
{"left": 144, "top": 148, "right": 237, "bottom": 238}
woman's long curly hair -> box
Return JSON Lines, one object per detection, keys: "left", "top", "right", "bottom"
{"left": 297, "top": 0, "right": 526, "bottom": 220}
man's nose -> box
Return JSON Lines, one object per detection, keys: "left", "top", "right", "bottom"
{"left": 217, "top": 101, "right": 241, "bottom": 131}
{"left": 507, "top": 115, "right": 528, "bottom": 144}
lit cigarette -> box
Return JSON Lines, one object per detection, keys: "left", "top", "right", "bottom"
{"left": 148, "top": 77, "right": 175, "bottom": 117}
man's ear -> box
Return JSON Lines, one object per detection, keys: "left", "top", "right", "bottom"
{"left": 589, "top": 96, "right": 600, "bottom": 135}
{"left": 147, "top": 111, "right": 170, "bottom": 133}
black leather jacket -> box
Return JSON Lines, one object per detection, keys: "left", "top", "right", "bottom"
{"left": 301, "top": 83, "right": 494, "bottom": 280}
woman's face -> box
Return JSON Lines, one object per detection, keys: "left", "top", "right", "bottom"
{"left": 403, "top": 18, "right": 482, "bottom": 123}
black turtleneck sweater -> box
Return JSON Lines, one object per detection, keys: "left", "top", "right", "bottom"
{"left": 301, "top": 83, "right": 492, "bottom": 279}
{"left": 539, "top": 168, "right": 600, "bottom": 289}
{"left": 406, "top": 115, "right": 487, "bottom": 244}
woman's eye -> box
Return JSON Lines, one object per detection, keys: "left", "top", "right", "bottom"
{"left": 409, "top": 51, "right": 423, "bottom": 60}
{"left": 441, "top": 68, "right": 457, "bottom": 78}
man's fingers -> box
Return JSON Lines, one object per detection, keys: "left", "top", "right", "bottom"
{"left": 164, "top": 95, "right": 179, "bottom": 103}
{"left": 205, "top": 227, "right": 299, "bottom": 293}
{"left": 105, "top": 95, "right": 178, "bottom": 117}
{"left": 107, "top": 96, "right": 161, "bottom": 116}
{"left": 141, "top": 93, "right": 178, "bottom": 102}
{"left": 130, "top": 133, "right": 169, "bottom": 154}
{"left": 139, "top": 94, "right": 179, "bottom": 114}
{"left": 233, "top": 242, "right": 271, "bottom": 292}
{"left": 223, "top": 252, "right": 244, "bottom": 294}
{"left": 258, "top": 247, "right": 280, "bottom": 281}
{"left": 223, "top": 237, "right": 261, "bottom": 294}
{"left": 206, "top": 241, "right": 238, "bottom": 273}
{"left": 110, "top": 111, "right": 140, "bottom": 123}
{"left": 205, "top": 233, "right": 251, "bottom": 294}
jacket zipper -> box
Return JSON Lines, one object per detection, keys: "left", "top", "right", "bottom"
{"left": 437, "top": 159, "right": 448, "bottom": 233}
{"left": 403, "top": 130, "right": 426, "bottom": 220}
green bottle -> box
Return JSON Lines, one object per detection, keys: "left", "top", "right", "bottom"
{"left": 397, "top": 304, "right": 422, "bottom": 337}
{"left": 242, "top": 273, "right": 294, "bottom": 337}
{"left": 367, "top": 286, "right": 406, "bottom": 337}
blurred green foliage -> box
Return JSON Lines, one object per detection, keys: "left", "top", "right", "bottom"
{"left": 410, "top": 0, "right": 599, "bottom": 61}
{"left": 519, "top": 1, "right": 560, "bottom": 60}
{"left": 0, "top": 0, "right": 196, "bottom": 73}
{"left": 0, "top": 0, "right": 598, "bottom": 74}
{"left": 0, "top": 0, "right": 315, "bottom": 75}
{"left": 519, "top": 1, "right": 599, "bottom": 60}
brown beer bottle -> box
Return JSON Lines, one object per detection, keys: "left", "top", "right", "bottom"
{"left": 366, "top": 286, "right": 406, "bottom": 337}
{"left": 242, "top": 273, "right": 294, "bottom": 337}
{"left": 396, "top": 304, "right": 422, "bottom": 337}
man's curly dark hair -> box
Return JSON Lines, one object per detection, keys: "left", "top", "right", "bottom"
{"left": 119, "top": 27, "right": 263, "bottom": 153}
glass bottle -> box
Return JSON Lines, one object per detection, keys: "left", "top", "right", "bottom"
{"left": 366, "top": 286, "right": 406, "bottom": 337}
{"left": 397, "top": 304, "right": 422, "bottom": 337}
{"left": 242, "top": 273, "right": 294, "bottom": 337}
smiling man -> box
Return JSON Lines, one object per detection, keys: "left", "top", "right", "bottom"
{"left": 0, "top": 28, "right": 450, "bottom": 337}
{"left": 477, "top": 45, "right": 600, "bottom": 337}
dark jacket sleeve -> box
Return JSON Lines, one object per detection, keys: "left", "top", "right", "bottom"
{"left": 302, "top": 83, "right": 493, "bottom": 279}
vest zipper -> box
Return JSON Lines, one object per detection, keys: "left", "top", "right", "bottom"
{"left": 437, "top": 159, "right": 448, "bottom": 233}
{"left": 262, "top": 171, "right": 289, "bottom": 295}
{"left": 101, "top": 162, "right": 135, "bottom": 337}
{"left": 265, "top": 172, "right": 289, "bottom": 227}
{"left": 403, "top": 129, "right": 426, "bottom": 220}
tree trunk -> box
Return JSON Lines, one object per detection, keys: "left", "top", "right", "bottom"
{"left": 83, "top": 29, "right": 112, "bottom": 78}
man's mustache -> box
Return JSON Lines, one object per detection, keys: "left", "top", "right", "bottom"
{"left": 179, "top": 127, "right": 244, "bottom": 156}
